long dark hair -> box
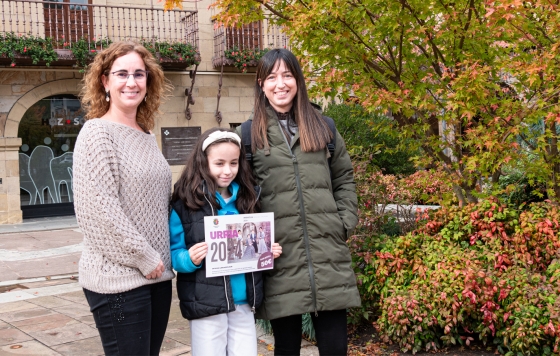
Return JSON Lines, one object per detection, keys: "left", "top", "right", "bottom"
{"left": 252, "top": 48, "right": 332, "bottom": 152}
{"left": 172, "top": 127, "right": 259, "bottom": 214}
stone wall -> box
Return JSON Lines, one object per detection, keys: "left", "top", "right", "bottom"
{"left": 159, "top": 72, "right": 255, "bottom": 183}
{"left": 0, "top": 137, "right": 22, "bottom": 223}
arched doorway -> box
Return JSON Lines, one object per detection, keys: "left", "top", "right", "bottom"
{"left": 18, "top": 94, "right": 85, "bottom": 218}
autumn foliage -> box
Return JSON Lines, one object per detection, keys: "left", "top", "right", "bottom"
{"left": 350, "top": 190, "right": 560, "bottom": 354}
{"left": 205, "top": 0, "right": 560, "bottom": 205}
{"left": 158, "top": 0, "right": 560, "bottom": 351}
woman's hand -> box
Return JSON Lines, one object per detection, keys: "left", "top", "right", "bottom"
{"left": 189, "top": 242, "right": 208, "bottom": 266}
{"left": 271, "top": 243, "right": 282, "bottom": 259}
{"left": 145, "top": 260, "right": 165, "bottom": 279}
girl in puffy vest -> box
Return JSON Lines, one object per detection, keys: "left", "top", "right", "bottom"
{"left": 169, "top": 127, "right": 282, "bottom": 356}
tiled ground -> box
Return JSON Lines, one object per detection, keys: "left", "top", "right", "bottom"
{"left": 0, "top": 230, "right": 82, "bottom": 282}
{"left": 0, "top": 280, "right": 318, "bottom": 356}
{"left": 0, "top": 223, "right": 318, "bottom": 355}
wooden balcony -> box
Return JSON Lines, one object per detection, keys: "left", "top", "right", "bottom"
{"left": 0, "top": 0, "right": 199, "bottom": 70}
{"left": 212, "top": 19, "right": 288, "bottom": 70}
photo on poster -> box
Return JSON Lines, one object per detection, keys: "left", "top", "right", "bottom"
{"left": 226, "top": 221, "right": 272, "bottom": 263}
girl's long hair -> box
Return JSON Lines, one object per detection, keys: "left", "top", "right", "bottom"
{"left": 172, "top": 127, "right": 260, "bottom": 214}
{"left": 80, "top": 41, "right": 171, "bottom": 131}
{"left": 252, "top": 48, "right": 332, "bottom": 152}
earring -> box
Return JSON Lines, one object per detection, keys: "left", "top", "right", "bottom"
{"left": 105, "top": 91, "right": 110, "bottom": 102}
{"left": 144, "top": 95, "right": 147, "bottom": 102}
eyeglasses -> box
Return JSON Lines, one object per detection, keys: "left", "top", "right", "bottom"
{"left": 110, "top": 70, "right": 149, "bottom": 82}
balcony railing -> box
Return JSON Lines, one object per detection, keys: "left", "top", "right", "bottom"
{"left": 0, "top": 0, "right": 199, "bottom": 69}
{"left": 212, "top": 19, "right": 288, "bottom": 69}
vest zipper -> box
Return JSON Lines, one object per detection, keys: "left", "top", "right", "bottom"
{"left": 223, "top": 276, "right": 231, "bottom": 311}
{"left": 204, "top": 193, "right": 231, "bottom": 312}
{"left": 251, "top": 272, "right": 256, "bottom": 313}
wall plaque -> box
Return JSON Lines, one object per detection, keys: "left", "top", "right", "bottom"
{"left": 161, "top": 127, "right": 201, "bottom": 165}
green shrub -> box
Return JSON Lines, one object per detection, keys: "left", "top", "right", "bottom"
{"left": 324, "top": 103, "right": 417, "bottom": 175}
{"left": 356, "top": 199, "right": 560, "bottom": 354}
{"left": 224, "top": 46, "right": 269, "bottom": 72}
{"left": 0, "top": 32, "right": 58, "bottom": 66}
{"left": 496, "top": 168, "right": 547, "bottom": 206}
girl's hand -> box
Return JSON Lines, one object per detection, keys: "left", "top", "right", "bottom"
{"left": 145, "top": 260, "right": 165, "bottom": 279}
{"left": 189, "top": 242, "right": 208, "bottom": 266}
{"left": 271, "top": 243, "right": 282, "bottom": 259}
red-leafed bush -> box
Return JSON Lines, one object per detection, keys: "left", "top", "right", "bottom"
{"left": 350, "top": 197, "right": 560, "bottom": 354}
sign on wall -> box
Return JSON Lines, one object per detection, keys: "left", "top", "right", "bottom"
{"left": 161, "top": 127, "right": 201, "bottom": 165}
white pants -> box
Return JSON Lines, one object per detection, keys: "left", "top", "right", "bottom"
{"left": 190, "top": 304, "right": 257, "bottom": 356}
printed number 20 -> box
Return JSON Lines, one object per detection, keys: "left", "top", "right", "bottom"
{"left": 210, "top": 241, "right": 227, "bottom": 262}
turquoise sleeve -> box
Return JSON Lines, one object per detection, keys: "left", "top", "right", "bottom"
{"left": 169, "top": 208, "right": 203, "bottom": 273}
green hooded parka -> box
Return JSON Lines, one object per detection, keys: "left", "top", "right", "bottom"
{"left": 237, "top": 107, "right": 361, "bottom": 320}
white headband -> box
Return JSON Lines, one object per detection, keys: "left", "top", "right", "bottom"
{"left": 202, "top": 131, "right": 242, "bottom": 151}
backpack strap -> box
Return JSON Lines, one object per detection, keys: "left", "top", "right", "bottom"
{"left": 322, "top": 115, "right": 337, "bottom": 168}
{"left": 241, "top": 119, "right": 253, "bottom": 164}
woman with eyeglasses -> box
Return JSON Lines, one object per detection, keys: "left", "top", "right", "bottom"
{"left": 73, "top": 41, "right": 174, "bottom": 355}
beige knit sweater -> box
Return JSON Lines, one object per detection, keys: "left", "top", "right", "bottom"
{"left": 73, "top": 119, "right": 175, "bottom": 294}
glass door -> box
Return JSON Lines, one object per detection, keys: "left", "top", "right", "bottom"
{"left": 18, "top": 95, "right": 85, "bottom": 218}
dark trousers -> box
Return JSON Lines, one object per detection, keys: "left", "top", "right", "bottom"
{"left": 83, "top": 280, "right": 172, "bottom": 356}
{"left": 270, "top": 309, "right": 348, "bottom": 356}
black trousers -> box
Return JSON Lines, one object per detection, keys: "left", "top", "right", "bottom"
{"left": 270, "top": 309, "right": 348, "bottom": 356}
{"left": 83, "top": 280, "right": 172, "bottom": 356}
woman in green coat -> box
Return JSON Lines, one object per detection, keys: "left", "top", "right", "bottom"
{"left": 237, "top": 49, "right": 361, "bottom": 355}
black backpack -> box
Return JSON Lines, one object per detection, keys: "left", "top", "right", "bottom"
{"left": 240, "top": 116, "right": 337, "bottom": 175}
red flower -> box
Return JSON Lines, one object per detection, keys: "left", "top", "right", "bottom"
{"left": 23, "top": 47, "right": 27, "bottom": 53}
{"left": 66, "top": 119, "right": 71, "bottom": 124}
{"left": 90, "top": 50, "right": 96, "bottom": 53}
{"left": 10, "top": 63, "right": 15, "bottom": 67}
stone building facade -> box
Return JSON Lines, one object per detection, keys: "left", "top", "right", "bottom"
{"left": 0, "top": 0, "right": 279, "bottom": 223}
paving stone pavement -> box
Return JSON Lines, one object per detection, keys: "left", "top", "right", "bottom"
{"left": 0, "top": 220, "right": 319, "bottom": 355}
{"left": 0, "top": 279, "right": 319, "bottom": 355}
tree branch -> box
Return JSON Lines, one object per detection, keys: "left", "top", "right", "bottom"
{"left": 253, "top": 0, "right": 291, "bottom": 21}
{"left": 458, "top": 0, "right": 475, "bottom": 51}
{"left": 399, "top": 0, "right": 447, "bottom": 65}
{"left": 334, "top": 15, "right": 398, "bottom": 74}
